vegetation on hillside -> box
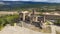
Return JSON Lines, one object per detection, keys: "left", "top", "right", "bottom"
{"left": 0, "top": 14, "right": 19, "bottom": 30}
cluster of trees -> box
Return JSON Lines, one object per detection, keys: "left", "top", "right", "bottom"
{"left": 0, "top": 14, "right": 19, "bottom": 30}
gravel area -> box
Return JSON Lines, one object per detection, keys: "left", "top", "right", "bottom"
{"left": 0, "top": 26, "right": 50, "bottom": 34}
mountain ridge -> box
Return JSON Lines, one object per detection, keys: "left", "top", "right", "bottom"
{"left": 0, "top": 1, "right": 60, "bottom": 5}
{"left": 0, "top": 1, "right": 60, "bottom": 11}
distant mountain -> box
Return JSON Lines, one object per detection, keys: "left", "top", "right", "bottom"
{"left": 1, "top": 1, "right": 59, "bottom": 5}
{"left": 0, "top": 1, "right": 60, "bottom": 11}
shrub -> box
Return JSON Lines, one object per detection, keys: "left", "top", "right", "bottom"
{"left": 45, "top": 20, "right": 53, "bottom": 25}
{"left": 0, "top": 14, "right": 19, "bottom": 30}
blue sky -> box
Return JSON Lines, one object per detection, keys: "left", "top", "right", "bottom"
{"left": 0, "top": 0, "right": 60, "bottom": 3}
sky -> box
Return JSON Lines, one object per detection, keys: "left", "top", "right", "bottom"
{"left": 0, "top": 0, "right": 60, "bottom": 3}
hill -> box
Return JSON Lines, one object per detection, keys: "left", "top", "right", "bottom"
{"left": 0, "top": 1, "right": 60, "bottom": 11}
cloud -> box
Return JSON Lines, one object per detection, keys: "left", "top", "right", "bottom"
{"left": 47, "top": 0, "right": 60, "bottom": 3}
{"left": 3, "top": 0, "right": 47, "bottom": 1}
{"left": 1, "top": 0, "right": 60, "bottom": 3}
{"left": 3, "top": 0, "right": 20, "bottom": 1}
{"left": 3, "top": 0, "right": 30, "bottom": 1}
{"left": 0, "top": 2, "right": 5, "bottom": 4}
{"left": 32, "top": 0, "right": 48, "bottom": 2}
{"left": 21, "top": 0, "right": 31, "bottom": 1}
{"left": 0, "top": 2, "right": 10, "bottom": 5}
